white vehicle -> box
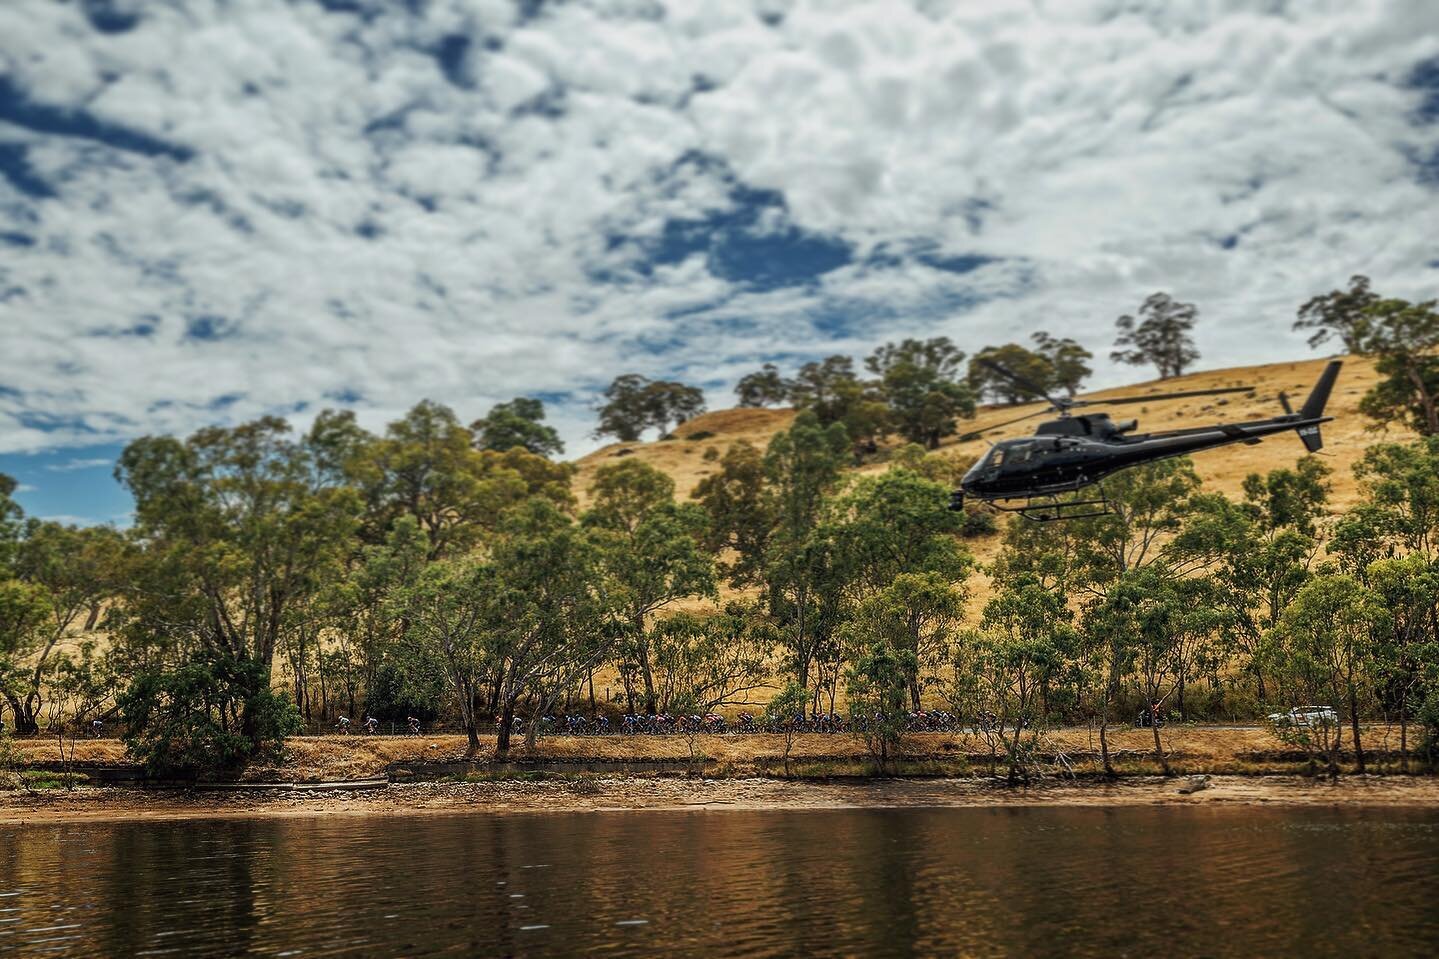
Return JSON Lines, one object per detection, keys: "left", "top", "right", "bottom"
{"left": 1267, "top": 706, "right": 1338, "bottom": 728}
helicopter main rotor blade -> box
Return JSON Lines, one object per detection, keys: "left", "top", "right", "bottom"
{"left": 976, "top": 358, "right": 1063, "bottom": 407}
{"left": 975, "top": 407, "right": 1053, "bottom": 433}
{"left": 1069, "top": 385, "right": 1255, "bottom": 408}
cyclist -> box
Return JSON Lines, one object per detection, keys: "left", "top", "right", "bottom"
{"left": 407, "top": 716, "right": 422, "bottom": 736}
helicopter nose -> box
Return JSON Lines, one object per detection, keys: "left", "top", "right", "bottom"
{"left": 947, "top": 490, "right": 965, "bottom": 513}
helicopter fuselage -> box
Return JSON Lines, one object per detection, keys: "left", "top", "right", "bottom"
{"left": 959, "top": 411, "right": 1330, "bottom": 502}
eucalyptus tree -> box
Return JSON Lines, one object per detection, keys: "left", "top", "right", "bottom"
{"left": 758, "top": 412, "right": 851, "bottom": 698}
{"left": 583, "top": 459, "right": 715, "bottom": 714}
{"left": 363, "top": 400, "right": 572, "bottom": 560}
{"left": 2, "top": 521, "right": 128, "bottom": 733}
{"left": 965, "top": 586, "right": 1074, "bottom": 784}
{"left": 692, "top": 440, "right": 773, "bottom": 588}
{"left": 866, "top": 337, "right": 975, "bottom": 448}
{"left": 114, "top": 417, "right": 359, "bottom": 772}
{"left": 829, "top": 468, "right": 973, "bottom": 708}
{"left": 1265, "top": 574, "right": 1381, "bottom": 775}
{"left": 471, "top": 397, "right": 564, "bottom": 457}
{"left": 1111, "top": 292, "right": 1200, "bottom": 379}
{"left": 647, "top": 603, "right": 774, "bottom": 715}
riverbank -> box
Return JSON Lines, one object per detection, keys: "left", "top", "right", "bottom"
{"left": 11, "top": 725, "right": 1426, "bottom": 782}
{"left": 5, "top": 774, "right": 1439, "bottom": 825}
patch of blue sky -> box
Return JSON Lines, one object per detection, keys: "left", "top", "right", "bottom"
{"left": 629, "top": 169, "right": 854, "bottom": 292}
{"left": 0, "top": 77, "right": 192, "bottom": 161}
{"left": 0, "top": 443, "right": 132, "bottom": 527}
{"left": 1408, "top": 55, "right": 1439, "bottom": 124}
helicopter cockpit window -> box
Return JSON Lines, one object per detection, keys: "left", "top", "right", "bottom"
{"left": 1006, "top": 441, "right": 1036, "bottom": 464}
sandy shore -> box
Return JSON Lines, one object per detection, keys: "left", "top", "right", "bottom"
{"left": 4, "top": 774, "right": 1439, "bottom": 826}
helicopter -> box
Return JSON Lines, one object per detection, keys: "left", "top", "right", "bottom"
{"left": 949, "top": 358, "right": 1342, "bottom": 521}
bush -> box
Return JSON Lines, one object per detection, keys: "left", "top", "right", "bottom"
{"left": 686, "top": 430, "right": 716, "bottom": 441}
{"left": 119, "top": 652, "right": 301, "bottom": 780}
{"left": 960, "top": 505, "right": 998, "bottom": 537}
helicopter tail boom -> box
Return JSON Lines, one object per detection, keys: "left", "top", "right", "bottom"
{"left": 1292, "top": 360, "right": 1341, "bottom": 452}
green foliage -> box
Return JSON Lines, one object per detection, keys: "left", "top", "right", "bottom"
{"left": 1111, "top": 292, "right": 1200, "bottom": 379}
{"left": 596, "top": 374, "right": 706, "bottom": 441}
{"left": 845, "top": 640, "right": 914, "bottom": 767}
{"left": 471, "top": 397, "right": 564, "bottom": 457}
{"left": 968, "top": 343, "right": 1054, "bottom": 404}
{"left": 1294, "top": 274, "right": 1377, "bottom": 353}
{"left": 693, "top": 441, "right": 773, "bottom": 587}
{"left": 1300, "top": 277, "right": 1439, "bottom": 435}
{"left": 866, "top": 337, "right": 975, "bottom": 449}
{"left": 585, "top": 460, "right": 714, "bottom": 714}
{"left": 649, "top": 604, "right": 773, "bottom": 714}
{"left": 120, "top": 651, "right": 300, "bottom": 779}
{"left": 734, "top": 363, "right": 790, "bottom": 408}
{"left": 1031, "top": 331, "right": 1093, "bottom": 396}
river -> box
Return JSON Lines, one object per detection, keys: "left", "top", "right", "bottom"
{"left": 2, "top": 805, "right": 1438, "bottom": 957}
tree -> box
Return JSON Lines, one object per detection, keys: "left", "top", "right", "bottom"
{"left": 851, "top": 572, "right": 966, "bottom": 711}
{"left": 867, "top": 337, "right": 976, "bottom": 449}
{"left": 119, "top": 647, "right": 301, "bottom": 779}
{"left": 595, "top": 375, "right": 706, "bottom": 441}
{"left": 968, "top": 343, "right": 1053, "bottom": 405}
{"left": 759, "top": 413, "right": 852, "bottom": 703}
{"left": 1294, "top": 274, "right": 1379, "bottom": 353}
{"left": 1173, "top": 459, "right": 1331, "bottom": 703}
{"left": 359, "top": 401, "right": 574, "bottom": 560}
{"left": 395, "top": 558, "right": 494, "bottom": 750}
{"left": 788, "top": 356, "right": 889, "bottom": 447}
{"left": 489, "top": 500, "right": 613, "bottom": 754}
{"left": 584, "top": 460, "right": 715, "bottom": 713}
{"left": 1332, "top": 438, "right": 1439, "bottom": 564}
{"left": 1111, "top": 292, "right": 1200, "bottom": 379}
{"left": 763, "top": 681, "right": 809, "bottom": 776}
{"left": 113, "top": 417, "right": 360, "bottom": 769}
{"left": 1267, "top": 574, "right": 1379, "bottom": 776}
{"left": 1365, "top": 556, "right": 1439, "bottom": 770}
{"left": 1354, "top": 297, "right": 1439, "bottom": 436}
{"left": 1032, "top": 331, "right": 1093, "bottom": 396}
{"left": 692, "top": 441, "right": 773, "bottom": 588}
{"left": 734, "top": 364, "right": 790, "bottom": 408}
{"left": 845, "top": 640, "right": 914, "bottom": 770}
{"left": 964, "top": 580, "right": 1073, "bottom": 783}
{"left": 648, "top": 604, "right": 773, "bottom": 715}
{"left": 2, "top": 522, "right": 127, "bottom": 733}
{"left": 471, "top": 397, "right": 564, "bottom": 457}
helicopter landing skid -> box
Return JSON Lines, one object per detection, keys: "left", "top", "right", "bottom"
{"left": 989, "top": 493, "right": 1112, "bottom": 522}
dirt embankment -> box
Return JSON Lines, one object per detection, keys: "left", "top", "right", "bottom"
{"left": 11, "top": 725, "right": 1417, "bottom": 781}
{"left": 5, "top": 775, "right": 1439, "bottom": 826}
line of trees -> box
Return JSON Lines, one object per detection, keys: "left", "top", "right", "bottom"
{"left": 2, "top": 279, "right": 1436, "bottom": 780}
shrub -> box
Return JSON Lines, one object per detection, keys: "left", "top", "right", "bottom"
{"left": 119, "top": 652, "right": 301, "bottom": 780}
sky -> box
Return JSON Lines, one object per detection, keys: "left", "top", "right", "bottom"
{"left": 1, "top": 0, "right": 1437, "bottom": 526}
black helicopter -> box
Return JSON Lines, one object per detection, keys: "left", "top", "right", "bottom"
{"left": 949, "top": 358, "right": 1342, "bottom": 521}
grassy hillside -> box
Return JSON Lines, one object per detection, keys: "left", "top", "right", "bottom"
{"left": 574, "top": 354, "right": 1408, "bottom": 581}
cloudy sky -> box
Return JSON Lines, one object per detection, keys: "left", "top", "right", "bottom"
{"left": 1, "top": 0, "right": 1437, "bottom": 524}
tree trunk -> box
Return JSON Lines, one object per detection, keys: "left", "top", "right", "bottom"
{"left": 1349, "top": 688, "right": 1365, "bottom": 774}
{"left": 1151, "top": 717, "right": 1170, "bottom": 776}
{"left": 495, "top": 700, "right": 513, "bottom": 756}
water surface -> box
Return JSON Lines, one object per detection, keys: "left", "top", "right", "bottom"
{"left": 3, "top": 805, "right": 1438, "bottom": 957}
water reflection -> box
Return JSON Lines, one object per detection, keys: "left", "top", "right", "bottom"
{"left": 2, "top": 805, "right": 1438, "bottom": 957}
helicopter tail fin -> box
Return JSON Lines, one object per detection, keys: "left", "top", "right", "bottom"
{"left": 1294, "top": 360, "right": 1341, "bottom": 452}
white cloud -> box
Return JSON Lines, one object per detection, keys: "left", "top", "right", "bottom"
{"left": 45, "top": 458, "right": 114, "bottom": 472}
{"left": 0, "top": 0, "right": 1436, "bottom": 459}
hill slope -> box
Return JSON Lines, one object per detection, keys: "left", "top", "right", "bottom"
{"left": 574, "top": 354, "right": 1407, "bottom": 573}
